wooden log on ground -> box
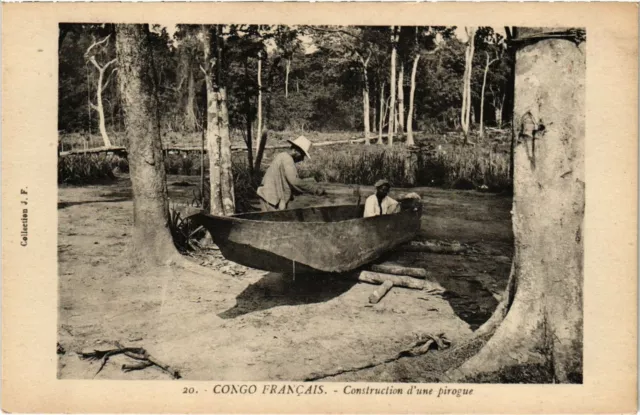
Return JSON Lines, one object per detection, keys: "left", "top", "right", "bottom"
{"left": 355, "top": 271, "right": 448, "bottom": 293}
{"left": 368, "top": 280, "right": 393, "bottom": 304}
{"left": 400, "top": 241, "right": 467, "bottom": 255}
{"left": 370, "top": 264, "right": 429, "bottom": 279}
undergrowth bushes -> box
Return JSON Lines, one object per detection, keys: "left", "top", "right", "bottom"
{"left": 58, "top": 141, "right": 510, "bottom": 193}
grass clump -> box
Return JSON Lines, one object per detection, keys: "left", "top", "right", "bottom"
{"left": 58, "top": 154, "right": 127, "bottom": 185}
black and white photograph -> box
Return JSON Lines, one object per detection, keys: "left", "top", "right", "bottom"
{"left": 55, "top": 22, "right": 586, "bottom": 384}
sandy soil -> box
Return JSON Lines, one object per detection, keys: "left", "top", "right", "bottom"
{"left": 57, "top": 175, "right": 513, "bottom": 381}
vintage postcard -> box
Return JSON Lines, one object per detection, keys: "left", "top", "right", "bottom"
{"left": 2, "top": 2, "right": 638, "bottom": 414}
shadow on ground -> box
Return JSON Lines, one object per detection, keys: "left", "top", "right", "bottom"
{"left": 58, "top": 198, "right": 131, "bottom": 209}
{"left": 432, "top": 275, "right": 498, "bottom": 330}
{"left": 218, "top": 272, "right": 357, "bottom": 319}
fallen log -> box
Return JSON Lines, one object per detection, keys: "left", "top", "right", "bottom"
{"left": 400, "top": 241, "right": 467, "bottom": 255}
{"left": 356, "top": 271, "right": 445, "bottom": 293}
{"left": 370, "top": 264, "right": 429, "bottom": 279}
{"left": 369, "top": 280, "right": 393, "bottom": 304}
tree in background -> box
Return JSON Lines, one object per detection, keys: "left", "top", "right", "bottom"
{"left": 85, "top": 33, "right": 117, "bottom": 147}
{"left": 387, "top": 26, "right": 400, "bottom": 146}
{"left": 273, "top": 25, "right": 303, "bottom": 99}
{"left": 60, "top": 24, "right": 512, "bottom": 147}
{"left": 460, "top": 27, "right": 477, "bottom": 142}
{"left": 404, "top": 26, "right": 455, "bottom": 145}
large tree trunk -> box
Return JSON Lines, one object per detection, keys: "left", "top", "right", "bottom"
{"left": 387, "top": 26, "right": 398, "bottom": 146}
{"left": 362, "top": 60, "right": 371, "bottom": 144}
{"left": 216, "top": 26, "right": 235, "bottom": 215}
{"left": 115, "top": 24, "right": 178, "bottom": 264}
{"left": 406, "top": 54, "right": 420, "bottom": 146}
{"left": 201, "top": 26, "right": 224, "bottom": 216}
{"left": 446, "top": 28, "right": 585, "bottom": 384}
{"left": 397, "top": 60, "right": 405, "bottom": 134}
{"left": 461, "top": 27, "right": 476, "bottom": 142}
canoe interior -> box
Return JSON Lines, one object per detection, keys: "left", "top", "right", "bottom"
{"left": 233, "top": 198, "right": 418, "bottom": 223}
{"left": 190, "top": 198, "right": 422, "bottom": 274}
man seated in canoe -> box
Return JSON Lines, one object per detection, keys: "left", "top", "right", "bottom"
{"left": 363, "top": 179, "right": 402, "bottom": 218}
{"left": 256, "top": 136, "right": 325, "bottom": 211}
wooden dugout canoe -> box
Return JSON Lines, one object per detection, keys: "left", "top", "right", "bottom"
{"left": 188, "top": 197, "right": 423, "bottom": 274}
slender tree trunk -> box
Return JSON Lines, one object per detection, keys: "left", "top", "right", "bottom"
{"left": 480, "top": 55, "right": 489, "bottom": 138}
{"left": 461, "top": 27, "right": 476, "bottom": 142}
{"left": 496, "top": 93, "right": 505, "bottom": 129}
{"left": 185, "top": 66, "right": 197, "bottom": 132}
{"left": 216, "top": 25, "right": 235, "bottom": 215}
{"left": 217, "top": 85, "right": 235, "bottom": 215}
{"left": 115, "top": 24, "right": 178, "bottom": 264}
{"left": 406, "top": 54, "right": 420, "bottom": 146}
{"left": 88, "top": 55, "right": 117, "bottom": 148}
{"left": 201, "top": 27, "right": 224, "bottom": 216}
{"left": 388, "top": 26, "right": 398, "bottom": 146}
{"left": 446, "top": 28, "right": 585, "bottom": 384}
{"left": 372, "top": 83, "right": 377, "bottom": 134}
{"left": 378, "top": 81, "right": 385, "bottom": 144}
{"left": 95, "top": 68, "right": 111, "bottom": 147}
{"left": 285, "top": 58, "right": 290, "bottom": 98}
{"left": 244, "top": 60, "right": 254, "bottom": 175}
{"left": 397, "top": 61, "right": 405, "bottom": 134}
{"left": 480, "top": 53, "right": 498, "bottom": 139}
{"left": 362, "top": 61, "right": 370, "bottom": 144}
{"left": 255, "top": 52, "right": 263, "bottom": 154}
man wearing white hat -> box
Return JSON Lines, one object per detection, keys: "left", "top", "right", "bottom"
{"left": 363, "top": 179, "right": 400, "bottom": 218}
{"left": 256, "top": 136, "right": 325, "bottom": 211}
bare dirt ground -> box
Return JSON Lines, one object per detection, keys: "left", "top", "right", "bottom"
{"left": 57, "top": 175, "right": 513, "bottom": 381}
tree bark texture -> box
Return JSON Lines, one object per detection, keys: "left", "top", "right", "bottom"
{"left": 115, "top": 24, "right": 177, "bottom": 264}
{"left": 447, "top": 28, "right": 585, "bottom": 384}
{"left": 202, "top": 25, "right": 235, "bottom": 216}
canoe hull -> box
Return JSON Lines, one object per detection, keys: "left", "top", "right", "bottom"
{"left": 190, "top": 198, "right": 422, "bottom": 274}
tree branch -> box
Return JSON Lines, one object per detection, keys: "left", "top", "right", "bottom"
{"left": 84, "top": 34, "right": 111, "bottom": 58}
{"left": 103, "top": 58, "right": 117, "bottom": 71}
{"left": 89, "top": 56, "right": 102, "bottom": 72}
{"left": 102, "top": 67, "right": 118, "bottom": 90}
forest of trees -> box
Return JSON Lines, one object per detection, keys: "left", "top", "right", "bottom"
{"left": 59, "top": 24, "right": 512, "bottom": 144}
